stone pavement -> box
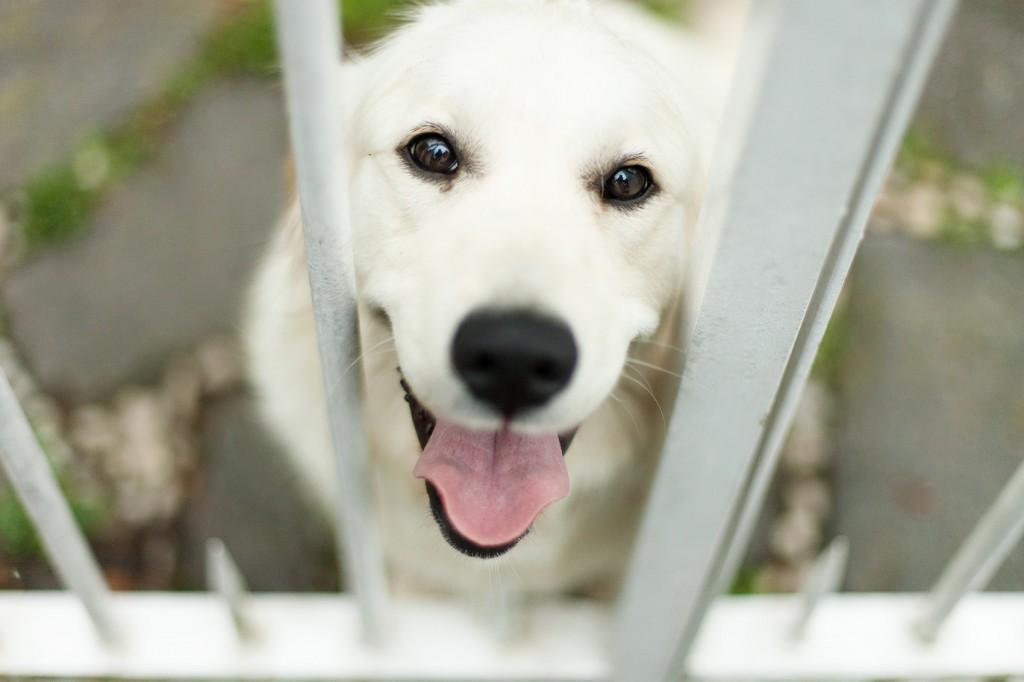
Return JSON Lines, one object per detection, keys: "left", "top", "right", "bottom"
{"left": 180, "top": 395, "right": 336, "bottom": 592}
{"left": 3, "top": 79, "right": 287, "bottom": 401}
{"left": 917, "top": 0, "right": 1024, "bottom": 168}
{"left": 834, "top": 234, "right": 1024, "bottom": 591}
{"left": 0, "top": 0, "right": 220, "bottom": 191}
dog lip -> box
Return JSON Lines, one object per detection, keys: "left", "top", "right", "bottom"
{"left": 425, "top": 482, "right": 524, "bottom": 558}
{"left": 399, "top": 371, "right": 576, "bottom": 558}
{"left": 399, "top": 369, "right": 577, "bottom": 455}
{"left": 400, "top": 372, "right": 436, "bottom": 450}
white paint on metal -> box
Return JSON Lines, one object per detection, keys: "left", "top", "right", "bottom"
{"left": 790, "top": 536, "right": 849, "bottom": 639}
{"left": 915, "top": 456, "right": 1024, "bottom": 641}
{"left": 3, "top": 593, "right": 1024, "bottom": 680}
{"left": 0, "top": 368, "right": 118, "bottom": 643}
{"left": 272, "top": 0, "right": 391, "bottom": 641}
{"left": 690, "top": 594, "right": 1024, "bottom": 681}
{"left": 614, "top": 2, "right": 956, "bottom": 680}
{"left": 206, "top": 538, "right": 254, "bottom": 639}
{"left": 713, "top": 0, "right": 959, "bottom": 597}
{"left": 0, "top": 593, "right": 609, "bottom": 680}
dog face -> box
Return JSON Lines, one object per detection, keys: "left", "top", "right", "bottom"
{"left": 345, "top": 0, "right": 704, "bottom": 557}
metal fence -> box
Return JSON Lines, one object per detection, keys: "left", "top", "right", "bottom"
{"left": 2, "top": 0, "right": 1023, "bottom": 680}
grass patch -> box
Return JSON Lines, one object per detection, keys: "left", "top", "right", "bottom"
{"left": 344, "top": 0, "right": 414, "bottom": 45}
{"left": 0, "top": 487, "right": 109, "bottom": 560}
{"left": 981, "top": 163, "right": 1024, "bottom": 204}
{"left": 939, "top": 216, "right": 988, "bottom": 247}
{"left": 22, "top": 167, "right": 95, "bottom": 248}
{"left": 729, "top": 565, "right": 759, "bottom": 595}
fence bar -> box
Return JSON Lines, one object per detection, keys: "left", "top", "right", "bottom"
{"left": 712, "top": 0, "right": 958, "bottom": 598}
{"left": 613, "top": 2, "right": 955, "bottom": 680}
{"left": 0, "top": 593, "right": 609, "bottom": 680}
{"left": 3, "top": 592, "right": 1024, "bottom": 679}
{"left": 206, "top": 538, "right": 254, "bottom": 639}
{"left": 0, "top": 367, "right": 117, "bottom": 642}
{"left": 689, "top": 593, "right": 1024, "bottom": 681}
{"left": 914, "top": 457, "right": 1024, "bottom": 641}
{"left": 272, "top": 0, "right": 390, "bottom": 641}
{"left": 790, "top": 536, "right": 849, "bottom": 639}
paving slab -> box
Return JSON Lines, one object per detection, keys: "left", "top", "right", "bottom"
{"left": 3, "top": 79, "right": 288, "bottom": 400}
{"left": 916, "top": 0, "right": 1024, "bottom": 168}
{"left": 0, "top": 0, "right": 221, "bottom": 190}
{"left": 179, "top": 394, "right": 336, "bottom": 592}
{"left": 835, "top": 234, "right": 1024, "bottom": 591}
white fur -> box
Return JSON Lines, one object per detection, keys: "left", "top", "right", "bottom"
{"left": 246, "top": 0, "right": 731, "bottom": 596}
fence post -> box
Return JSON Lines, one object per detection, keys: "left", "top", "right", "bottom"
{"left": 272, "top": 0, "right": 391, "bottom": 642}
{"left": 613, "top": 2, "right": 956, "bottom": 680}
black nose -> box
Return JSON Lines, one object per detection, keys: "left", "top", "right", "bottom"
{"left": 452, "top": 310, "right": 577, "bottom": 416}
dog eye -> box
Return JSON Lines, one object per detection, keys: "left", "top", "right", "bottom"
{"left": 603, "top": 165, "right": 653, "bottom": 203}
{"left": 406, "top": 133, "right": 459, "bottom": 175}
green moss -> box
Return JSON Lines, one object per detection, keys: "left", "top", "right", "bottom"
{"left": 729, "top": 565, "right": 759, "bottom": 595}
{"left": 0, "top": 488, "right": 108, "bottom": 560}
{"left": 642, "top": 0, "right": 691, "bottom": 22}
{"left": 981, "top": 163, "right": 1024, "bottom": 205}
{"left": 939, "top": 217, "right": 988, "bottom": 248}
{"left": 22, "top": 167, "right": 94, "bottom": 248}
{"left": 812, "top": 302, "right": 850, "bottom": 389}
{"left": 203, "top": 1, "right": 278, "bottom": 76}
{"left": 344, "top": 0, "right": 414, "bottom": 45}
{"left": 898, "top": 127, "right": 948, "bottom": 175}
{"left": 0, "top": 494, "right": 38, "bottom": 558}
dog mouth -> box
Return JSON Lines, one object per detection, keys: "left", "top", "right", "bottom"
{"left": 400, "top": 374, "right": 576, "bottom": 559}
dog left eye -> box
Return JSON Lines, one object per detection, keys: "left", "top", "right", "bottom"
{"left": 406, "top": 133, "right": 459, "bottom": 175}
{"left": 603, "top": 165, "right": 653, "bottom": 203}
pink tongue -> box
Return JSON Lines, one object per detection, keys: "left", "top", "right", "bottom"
{"left": 413, "top": 420, "right": 569, "bottom": 547}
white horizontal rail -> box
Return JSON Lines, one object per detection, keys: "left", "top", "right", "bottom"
{"left": 272, "top": 0, "right": 391, "bottom": 640}
{"left": 2, "top": 593, "right": 1024, "bottom": 680}
{"left": 614, "top": 2, "right": 955, "bottom": 680}
{"left": 689, "top": 593, "right": 1024, "bottom": 682}
{"left": 0, "top": 594, "right": 608, "bottom": 681}
{"left": 0, "top": 368, "right": 118, "bottom": 642}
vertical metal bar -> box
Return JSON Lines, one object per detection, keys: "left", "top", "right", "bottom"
{"left": 0, "top": 367, "right": 117, "bottom": 643}
{"left": 613, "top": 2, "right": 955, "bottom": 680}
{"left": 272, "top": 0, "right": 390, "bottom": 642}
{"left": 914, "top": 457, "right": 1024, "bottom": 641}
{"left": 790, "top": 535, "right": 849, "bottom": 639}
{"left": 206, "top": 538, "right": 254, "bottom": 639}
{"left": 713, "top": 0, "right": 959, "bottom": 598}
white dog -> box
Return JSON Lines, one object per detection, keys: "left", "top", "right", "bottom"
{"left": 246, "top": 0, "right": 733, "bottom": 597}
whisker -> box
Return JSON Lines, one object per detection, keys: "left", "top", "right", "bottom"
{"left": 620, "top": 371, "right": 666, "bottom": 425}
{"left": 631, "top": 338, "right": 686, "bottom": 354}
{"left": 626, "top": 357, "right": 682, "bottom": 379}
{"left": 608, "top": 391, "right": 642, "bottom": 437}
{"left": 623, "top": 363, "right": 656, "bottom": 394}
{"left": 342, "top": 335, "right": 396, "bottom": 377}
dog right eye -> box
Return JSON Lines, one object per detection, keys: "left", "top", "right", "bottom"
{"left": 406, "top": 134, "right": 460, "bottom": 175}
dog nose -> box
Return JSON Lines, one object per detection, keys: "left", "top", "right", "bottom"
{"left": 452, "top": 310, "right": 577, "bottom": 416}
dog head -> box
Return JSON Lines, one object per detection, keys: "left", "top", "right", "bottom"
{"left": 344, "top": 0, "right": 712, "bottom": 557}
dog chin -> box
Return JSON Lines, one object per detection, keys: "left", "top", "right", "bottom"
{"left": 399, "top": 372, "right": 578, "bottom": 559}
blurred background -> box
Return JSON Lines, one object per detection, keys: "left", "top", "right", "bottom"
{"left": 0, "top": 0, "right": 1021, "bottom": 596}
